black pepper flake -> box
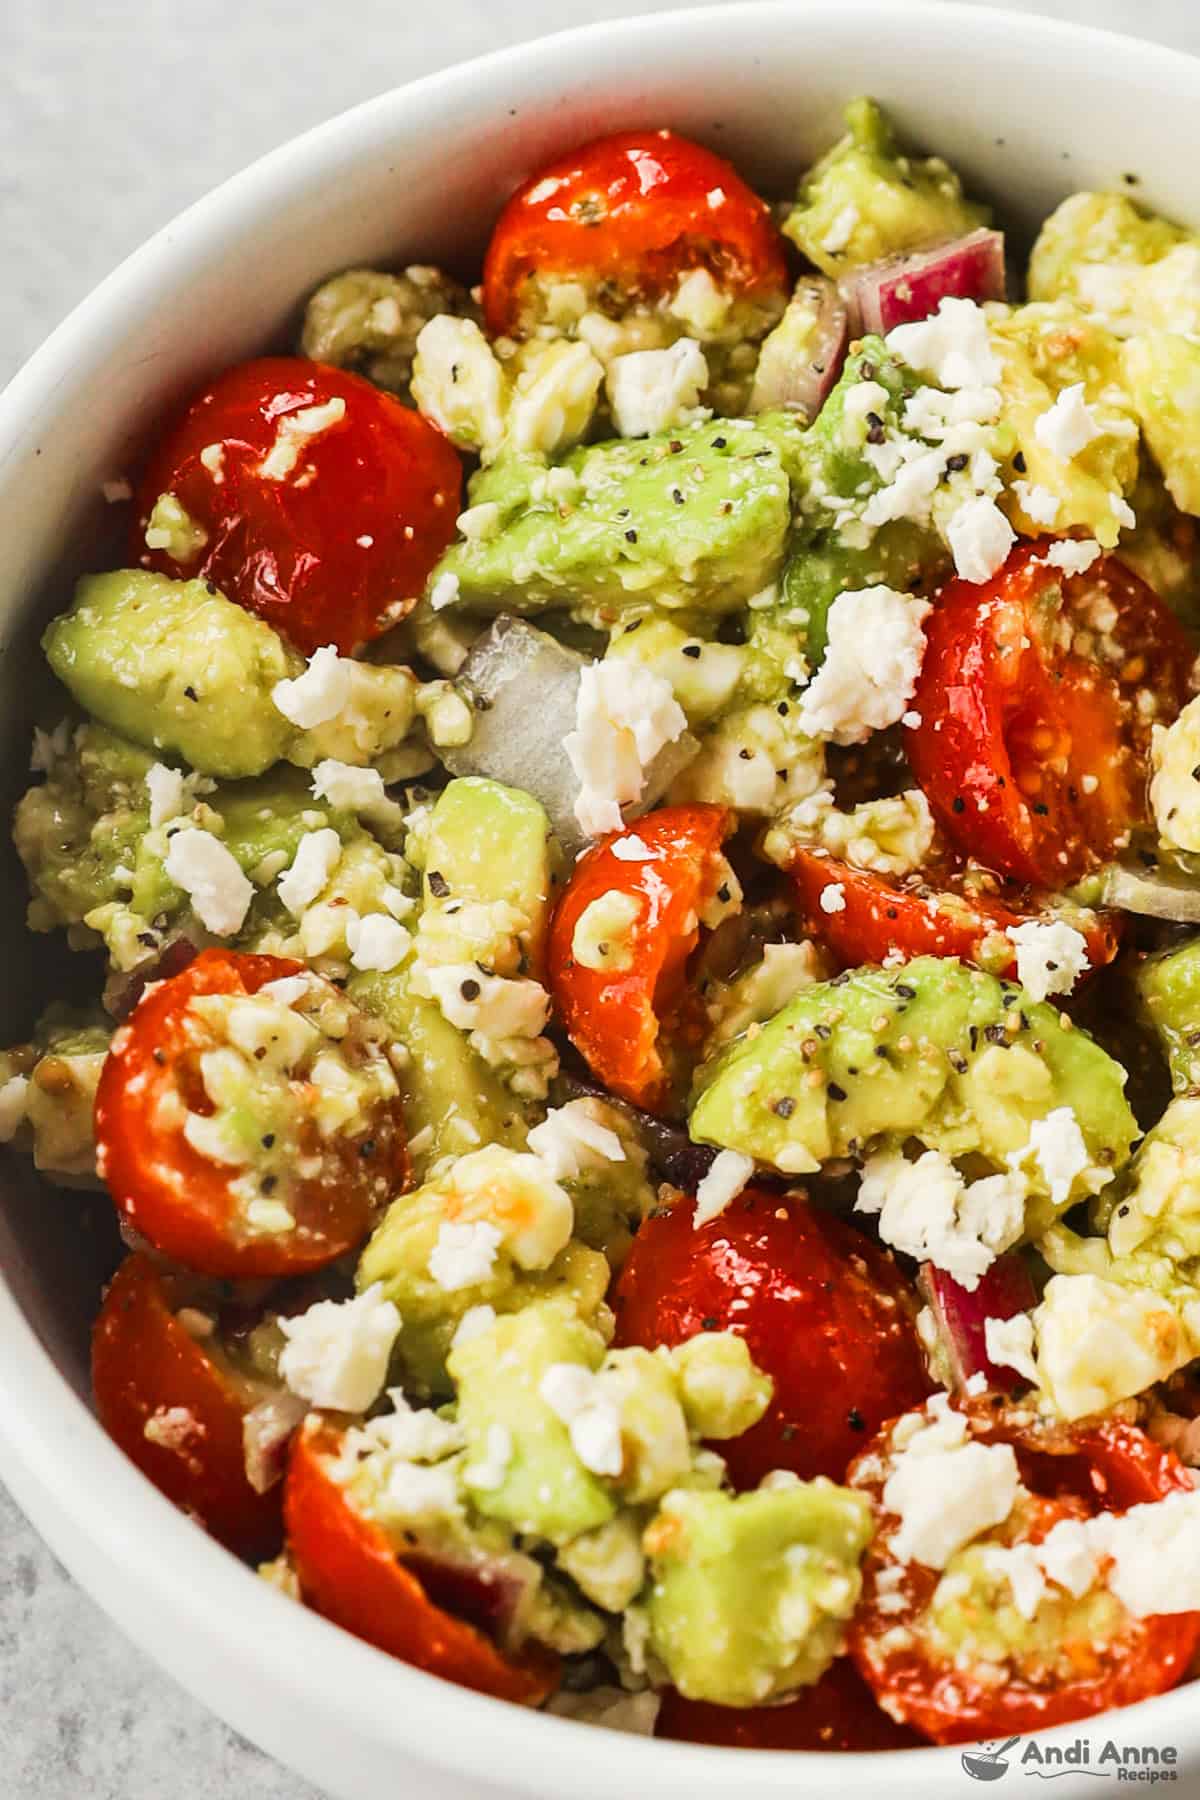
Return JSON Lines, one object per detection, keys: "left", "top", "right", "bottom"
{"left": 984, "top": 1022, "right": 1009, "bottom": 1045}
{"left": 701, "top": 1315, "right": 718, "bottom": 1330}
{"left": 1013, "top": 450, "right": 1027, "bottom": 473}
{"left": 885, "top": 906, "right": 898, "bottom": 921}
{"left": 952, "top": 795, "right": 966, "bottom": 814}
{"left": 672, "top": 488, "right": 685, "bottom": 505}
{"left": 945, "top": 452, "right": 968, "bottom": 473}
{"left": 681, "top": 642, "right": 702, "bottom": 659}
{"left": 183, "top": 685, "right": 198, "bottom": 701}
{"left": 827, "top": 1082, "right": 847, "bottom": 1102}
{"left": 1033, "top": 802, "right": 1049, "bottom": 816}
{"left": 772, "top": 1096, "right": 796, "bottom": 1118}
{"left": 847, "top": 1407, "right": 865, "bottom": 1432}
{"left": 152, "top": 1048, "right": 166, "bottom": 1066}
{"left": 261, "top": 1133, "right": 275, "bottom": 1148}
{"left": 948, "top": 1049, "right": 968, "bottom": 1074}
{"left": 738, "top": 747, "right": 753, "bottom": 760}
{"left": 427, "top": 871, "right": 449, "bottom": 898}
{"left": 894, "top": 983, "right": 916, "bottom": 1000}
{"left": 359, "top": 1139, "right": 376, "bottom": 1159}
{"left": 814, "top": 1023, "right": 832, "bottom": 1040}
{"left": 711, "top": 436, "right": 727, "bottom": 450}
{"left": 460, "top": 978, "right": 481, "bottom": 1001}
{"left": 717, "top": 883, "right": 731, "bottom": 903}
{"left": 625, "top": 527, "right": 638, "bottom": 543}
{"left": 669, "top": 439, "right": 683, "bottom": 454}
{"left": 777, "top": 701, "right": 789, "bottom": 716}
{"left": 261, "top": 1174, "right": 278, "bottom": 1194}
{"left": 624, "top": 619, "right": 642, "bottom": 633}
{"left": 865, "top": 411, "right": 885, "bottom": 445}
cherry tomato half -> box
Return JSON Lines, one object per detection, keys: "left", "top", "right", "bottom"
{"left": 849, "top": 1406, "right": 1200, "bottom": 1744}
{"left": 284, "top": 1419, "right": 558, "bottom": 1704}
{"left": 92, "top": 1255, "right": 283, "bottom": 1560}
{"left": 548, "top": 805, "right": 733, "bottom": 1113}
{"left": 133, "top": 357, "right": 462, "bottom": 655}
{"left": 657, "top": 1657, "right": 924, "bottom": 1751}
{"left": 905, "top": 543, "right": 1194, "bottom": 888}
{"left": 612, "top": 1189, "right": 933, "bottom": 1488}
{"left": 482, "top": 129, "right": 789, "bottom": 338}
{"left": 95, "top": 949, "right": 407, "bottom": 1278}
{"left": 787, "top": 850, "right": 1122, "bottom": 979}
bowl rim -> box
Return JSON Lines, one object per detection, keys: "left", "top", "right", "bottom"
{"left": 3, "top": 2, "right": 1200, "bottom": 1791}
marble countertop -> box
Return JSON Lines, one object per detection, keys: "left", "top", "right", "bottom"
{"left": 3, "top": 0, "right": 1200, "bottom": 1793}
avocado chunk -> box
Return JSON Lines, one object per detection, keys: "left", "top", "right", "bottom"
{"left": 299, "top": 264, "right": 480, "bottom": 400}
{"left": 44, "top": 571, "right": 300, "bottom": 779}
{"left": 1138, "top": 938, "right": 1200, "bottom": 1094}
{"left": 690, "top": 957, "right": 1137, "bottom": 1231}
{"left": 355, "top": 1148, "right": 611, "bottom": 1397}
{"left": 448, "top": 1302, "right": 617, "bottom": 1543}
{"left": 1028, "top": 190, "right": 1194, "bottom": 331}
{"left": 643, "top": 1478, "right": 873, "bottom": 1705}
{"left": 420, "top": 777, "right": 558, "bottom": 976}
{"left": 1122, "top": 333, "right": 1200, "bottom": 518}
{"left": 427, "top": 419, "right": 792, "bottom": 627}
{"left": 0, "top": 1003, "right": 110, "bottom": 1183}
{"left": 783, "top": 98, "right": 989, "bottom": 279}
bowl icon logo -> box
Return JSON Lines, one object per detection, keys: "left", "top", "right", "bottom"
{"left": 962, "top": 1737, "right": 1020, "bottom": 1781}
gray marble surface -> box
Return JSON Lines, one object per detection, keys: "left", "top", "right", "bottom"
{"left": 3, "top": 0, "right": 1200, "bottom": 1794}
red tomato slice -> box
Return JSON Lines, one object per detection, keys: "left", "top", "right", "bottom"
{"left": 547, "top": 804, "right": 733, "bottom": 1113}
{"left": 92, "top": 1254, "right": 283, "bottom": 1560}
{"left": 612, "top": 1189, "right": 933, "bottom": 1488}
{"left": 284, "top": 1419, "right": 558, "bottom": 1704}
{"left": 849, "top": 1406, "right": 1200, "bottom": 1745}
{"left": 95, "top": 949, "right": 407, "bottom": 1278}
{"left": 656, "top": 1658, "right": 924, "bottom": 1751}
{"left": 482, "top": 129, "right": 789, "bottom": 338}
{"left": 787, "top": 850, "right": 1122, "bottom": 978}
{"left": 906, "top": 542, "right": 1194, "bottom": 888}
{"left": 132, "top": 357, "right": 462, "bottom": 655}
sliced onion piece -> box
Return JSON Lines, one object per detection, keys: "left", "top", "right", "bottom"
{"left": 1096, "top": 860, "right": 1200, "bottom": 924}
{"left": 444, "top": 616, "right": 698, "bottom": 852}
{"left": 839, "top": 228, "right": 1006, "bottom": 337}
{"left": 748, "top": 276, "right": 849, "bottom": 421}
{"left": 242, "top": 1389, "right": 309, "bottom": 1495}
{"left": 918, "top": 1250, "right": 1038, "bottom": 1394}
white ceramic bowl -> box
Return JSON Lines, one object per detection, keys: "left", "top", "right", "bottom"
{"left": 3, "top": 5, "right": 1200, "bottom": 1795}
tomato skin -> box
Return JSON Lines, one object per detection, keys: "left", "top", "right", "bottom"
{"left": 548, "top": 804, "right": 733, "bottom": 1113}
{"left": 482, "top": 130, "right": 789, "bottom": 338}
{"left": 787, "top": 850, "right": 1122, "bottom": 978}
{"left": 92, "top": 1255, "right": 283, "bottom": 1560}
{"left": 284, "top": 1420, "right": 558, "bottom": 1704}
{"left": 849, "top": 1408, "right": 1200, "bottom": 1745}
{"left": 95, "top": 948, "right": 407, "bottom": 1279}
{"left": 656, "top": 1659, "right": 924, "bottom": 1751}
{"left": 132, "top": 357, "right": 462, "bottom": 655}
{"left": 612, "top": 1189, "right": 933, "bottom": 1488}
{"left": 905, "top": 543, "right": 1194, "bottom": 888}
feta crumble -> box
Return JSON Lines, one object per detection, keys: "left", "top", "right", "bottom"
{"left": 1033, "top": 382, "right": 1100, "bottom": 461}
{"left": 610, "top": 834, "right": 656, "bottom": 862}
{"left": 539, "top": 1363, "right": 624, "bottom": 1477}
{"left": 345, "top": 912, "right": 412, "bottom": 973}
{"left": 258, "top": 396, "right": 346, "bottom": 481}
{"left": 606, "top": 339, "right": 710, "bottom": 438}
{"left": 797, "top": 587, "right": 930, "bottom": 746}
{"left": 856, "top": 1149, "right": 1027, "bottom": 1289}
{"left": 1045, "top": 538, "right": 1102, "bottom": 576}
{"left": 1013, "top": 480, "right": 1061, "bottom": 526}
{"left": 819, "top": 882, "right": 846, "bottom": 914}
{"left": 565, "top": 660, "right": 687, "bottom": 837}
{"left": 1006, "top": 918, "right": 1090, "bottom": 1003}
{"left": 428, "top": 1219, "right": 504, "bottom": 1291}
{"left": 945, "top": 494, "right": 1016, "bottom": 585}
{"left": 273, "top": 646, "right": 354, "bottom": 730}
{"left": 527, "top": 1099, "right": 626, "bottom": 1181}
{"left": 163, "top": 828, "right": 253, "bottom": 936}
{"left": 693, "top": 1149, "right": 755, "bottom": 1230}
{"left": 883, "top": 1406, "right": 1020, "bottom": 1568}
{"left": 310, "top": 759, "right": 387, "bottom": 811}
{"left": 277, "top": 829, "right": 342, "bottom": 915}
{"left": 886, "top": 298, "right": 1002, "bottom": 391}
{"left": 1007, "top": 1106, "right": 1091, "bottom": 1209}
{"left": 278, "top": 1284, "right": 401, "bottom": 1412}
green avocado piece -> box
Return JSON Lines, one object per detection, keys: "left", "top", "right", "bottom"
{"left": 1092, "top": 1092, "right": 1200, "bottom": 1267}
{"left": 780, "top": 339, "right": 948, "bottom": 667}
{"left": 13, "top": 722, "right": 155, "bottom": 932}
{"left": 428, "top": 419, "right": 791, "bottom": 627}
{"left": 421, "top": 777, "right": 559, "bottom": 973}
{"left": 1027, "top": 190, "right": 1191, "bottom": 324}
{"left": 1123, "top": 333, "right": 1200, "bottom": 518}
{"left": 447, "top": 1302, "right": 617, "bottom": 1543}
{"left": 43, "top": 570, "right": 300, "bottom": 779}
{"left": 1138, "top": 938, "right": 1200, "bottom": 1095}
{"left": 783, "top": 98, "right": 989, "bottom": 279}
{"left": 690, "top": 957, "right": 1137, "bottom": 1230}
{"left": 643, "top": 1479, "right": 873, "bottom": 1705}
{"left": 348, "top": 962, "right": 529, "bottom": 1185}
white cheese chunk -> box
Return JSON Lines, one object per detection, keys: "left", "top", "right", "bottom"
{"left": 345, "top": 912, "right": 412, "bottom": 973}
{"left": 856, "top": 1149, "right": 1026, "bottom": 1289}
{"left": 885, "top": 297, "right": 1002, "bottom": 390}
{"left": 258, "top": 396, "right": 346, "bottom": 481}
{"left": 1033, "top": 382, "right": 1100, "bottom": 461}
{"left": 946, "top": 494, "right": 1016, "bottom": 584}
{"left": 278, "top": 1285, "right": 401, "bottom": 1412}
{"left": 565, "top": 660, "right": 687, "bottom": 837}
{"left": 1006, "top": 918, "right": 1090, "bottom": 1003}
{"left": 527, "top": 1099, "right": 626, "bottom": 1181}
{"left": 310, "top": 759, "right": 387, "bottom": 811}
{"left": 1006, "top": 1106, "right": 1090, "bottom": 1209}
{"left": 428, "top": 1219, "right": 503, "bottom": 1291}
{"left": 277, "top": 828, "right": 342, "bottom": 915}
{"left": 163, "top": 828, "right": 253, "bottom": 936}
{"left": 1045, "top": 538, "right": 1102, "bottom": 576}
{"left": 272, "top": 645, "right": 354, "bottom": 730}
{"left": 539, "top": 1363, "right": 624, "bottom": 1477}
{"left": 693, "top": 1149, "right": 754, "bottom": 1230}
{"left": 606, "top": 339, "right": 710, "bottom": 438}
{"left": 884, "top": 1432, "right": 1020, "bottom": 1568}
{"left": 797, "top": 586, "right": 930, "bottom": 746}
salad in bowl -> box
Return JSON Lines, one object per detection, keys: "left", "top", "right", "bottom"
{"left": 10, "top": 92, "right": 1200, "bottom": 1753}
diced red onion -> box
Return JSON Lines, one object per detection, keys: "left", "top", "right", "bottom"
{"left": 242, "top": 1390, "right": 309, "bottom": 1494}
{"left": 403, "top": 1542, "right": 542, "bottom": 1646}
{"left": 918, "top": 1250, "right": 1037, "bottom": 1394}
{"left": 748, "top": 276, "right": 849, "bottom": 421}
{"left": 840, "top": 228, "right": 1006, "bottom": 337}
{"left": 104, "top": 935, "right": 199, "bottom": 1021}
{"left": 1098, "top": 861, "right": 1200, "bottom": 924}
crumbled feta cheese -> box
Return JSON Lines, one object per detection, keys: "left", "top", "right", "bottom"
{"left": 610, "top": 834, "right": 655, "bottom": 862}
{"left": 506, "top": 340, "right": 604, "bottom": 457}
{"left": 1006, "top": 918, "right": 1090, "bottom": 1003}
{"left": 886, "top": 298, "right": 1002, "bottom": 390}
{"left": 30, "top": 719, "right": 72, "bottom": 774}
{"left": 428, "top": 1219, "right": 503, "bottom": 1291}
{"left": 258, "top": 396, "right": 346, "bottom": 481}
{"left": 565, "top": 660, "right": 687, "bottom": 837}
{"left": 946, "top": 494, "right": 1016, "bottom": 585}
{"left": 379, "top": 1461, "right": 461, "bottom": 1522}
{"left": 819, "top": 882, "right": 846, "bottom": 914}
{"left": 163, "top": 828, "right": 253, "bottom": 935}
{"left": 983, "top": 1313, "right": 1039, "bottom": 1385}
{"left": 455, "top": 502, "right": 501, "bottom": 542}
{"left": 883, "top": 1425, "right": 1020, "bottom": 1568}
{"left": 451, "top": 1304, "right": 498, "bottom": 1348}
{"left": 693, "top": 1150, "right": 754, "bottom": 1230}
{"left": 1030, "top": 1273, "right": 1191, "bottom": 1420}
{"left": 418, "top": 964, "right": 549, "bottom": 1038}
{"left": 361, "top": 1392, "right": 464, "bottom": 1462}
{"left": 146, "top": 762, "right": 184, "bottom": 827}
{"left": 1013, "top": 480, "right": 1061, "bottom": 526}
{"left": 310, "top": 759, "right": 386, "bottom": 811}
{"left": 821, "top": 204, "right": 860, "bottom": 256}
{"left": 429, "top": 571, "right": 460, "bottom": 612}
{"left": 527, "top": 1099, "right": 626, "bottom": 1181}
{"left": 277, "top": 828, "right": 342, "bottom": 914}
{"left": 0, "top": 1075, "right": 29, "bottom": 1143}
{"left": 669, "top": 267, "right": 732, "bottom": 338}
{"left": 1033, "top": 383, "right": 1100, "bottom": 461}
{"left": 272, "top": 646, "right": 354, "bottom": 730}
{"left": 143, "top": 492, "right": 208, "bottom": 561}
{"left": 1089, "top": 1488, "right": 1200, "bottom": 1616}
{"left": 539, "top": 1363, "right": 624, "bottom": 1477}
{"left": 570, "top": 889, "right": 641, "bottom": 971}
{"left": 1111, "top": 492, "right": 1137, "bottom": 531}
{"left": 278, "top": 1285, "right": 401, "bottom": 1412}
{"left": 1044, "top": 538, "right": 1102, "bottom": 576}
{"left": 464, "top": 1422, "right": 514, "bottom": 1492}
{"left": 797, "top": 587, "right": 930, "bottom": 746}
{"left": 856, "top": 1149, "right": 1027, "bottom": 1289}
{"left": 606, "top": 339, "right": 710, "bottom": 438}
{"left": 199, "top": 443, "right": 226, "bottom": 483}
{"left": 1007, "top": 1106, "right": 1090, "bottom": 1209}
{"left": 345, "top": 912, "right": 412, "bottom": 973}
{"left": 780, "top": 788, "right": 935, "bottom": 879}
